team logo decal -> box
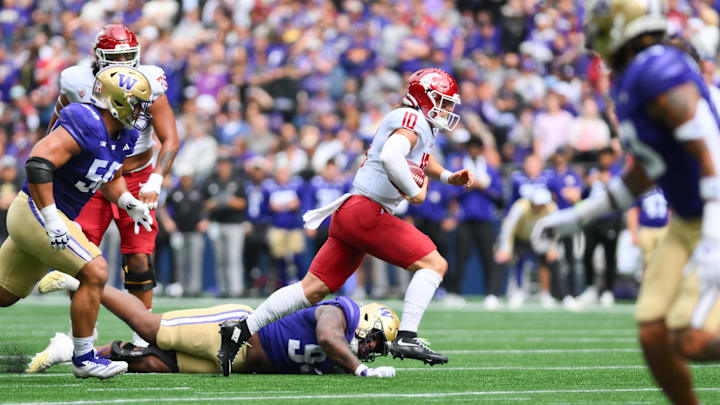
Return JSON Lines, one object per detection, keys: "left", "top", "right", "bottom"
{"left": 78, "top": 89, "right": 85, "bottom": 99}
{"left": 158, "top": 74, "right": 168, "bottom": 91}
{"left": 419, "top": 72, "right": 441, "bottom": 90}
{"left": 117, "top": 73, "right": 138, "bottom": 90}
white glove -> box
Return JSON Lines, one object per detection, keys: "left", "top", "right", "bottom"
{"left": 530, "top": 209, "right": 582, "bottom": 253}
{"left": 354, "top": 364, "right": 395, "bottom": 378}
{"left": 139, "top": 173, "right": 163, "bottom": 210}
{"left": 117, "top": 192, "right": 153, "bottom": 234}
{"left": 40, "top": 204, "right": 69, "bottom": 251}
{"left": 366, "top": 366, "right": 396, "bottom": 377}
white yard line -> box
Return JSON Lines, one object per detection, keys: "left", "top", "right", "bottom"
{"left": 86, "top": 387, "right": 191, "bottom": 392}
{"left": 397, "top": 364, "right": 720, "bottom": 371}
{"left": 6, "top": 388, "right": 720, "bottom": 405}
{"left": 442, "top": 348, "right": 641, "bottom": 354}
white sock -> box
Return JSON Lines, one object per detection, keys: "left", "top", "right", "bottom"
{"left": 132, "top": 307, "right": 151, "bottom": 347}
{"left": 72, "top": 335, "right": 94, "bottom": 357}
{"left": 399, "top": 269, "right": 443, "bottom": 333}
{"left": 246, "top": 282, "right": 311, "bottom": 335}
{"left": 66, "top": 274, "right": 80, "bottom": 292}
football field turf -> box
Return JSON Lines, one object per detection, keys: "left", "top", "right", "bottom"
{"left": 2, "top": 296, "right": 719, "bottom": 404}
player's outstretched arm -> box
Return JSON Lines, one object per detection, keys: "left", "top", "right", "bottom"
{"left": 424, "top": 153, "right": 474, "bottom": 189}
{"left": 26, "top": 127, "right": 81, "bottom": 250}
{"left": 139, "top": 94, "right": 179, "bottom": 209}
{"left": 315, "top": 306, "right": 394, "bottom": 377}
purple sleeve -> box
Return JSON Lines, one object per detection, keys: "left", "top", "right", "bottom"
{"left": 57, "top": 105, "right": 93, "bottom": 152}
{"left": 631, "top": 47, "right": 699, "bottom": 105}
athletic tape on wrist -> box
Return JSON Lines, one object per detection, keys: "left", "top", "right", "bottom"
{"left": 354, "top": 364, "right": 368, "bottom": 377}
{"left": 700, "top": 176, "right": 720, "bottom": 201}
{"left": 440, "top": 170, "right": 452, "bottom": 184}
{"left": 702, "top": 201, "right": 720, "bottom": 240}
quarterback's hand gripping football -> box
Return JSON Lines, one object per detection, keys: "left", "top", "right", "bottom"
{"left": 118, "top": 192, "right": 153, "bottom": 234}
{"left": 355, "top": 364, "right": 395, "bottom": 378}
{"left": 685, "top": 237, "right": 720, "bottom": 290}
{"left": 40, "top": 204, "right": 69, "bottom": 251}
{"left": 138, "top": 173, "right": 163, "bottom": 210}
{"left": 530, "top": 208, "right": 582, "bottom": 253}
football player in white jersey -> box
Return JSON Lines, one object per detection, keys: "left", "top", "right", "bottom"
{"left": 218, "top": 68, "right": 474, "bottom": 376}
{"left": 47, "top": 24, "right": 179, "bottom": 348}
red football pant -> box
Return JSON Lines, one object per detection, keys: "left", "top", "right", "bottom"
{"left": 309, "top": 195, "right": 436, "bottom": 292}
{"left": 75, "top": 164, "right": 159, "bottom": 255}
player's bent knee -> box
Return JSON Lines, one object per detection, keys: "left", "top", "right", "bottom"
{"left": 638, "top": 321, "right": 668, "bottom": 349}
{"left": 123, "top": 254, "right": 156, "bottom": 291}
{"left": 78, "top": 259, "right": 109, "bottom": 288}
{"left": 0, "top": 286, "right": 20, "bottom": 307}
{"left": 409, "top": 251, "right": 447, "bottom": 276}
{"left": 301, "top": 273, "right": 331, "bottom": 304}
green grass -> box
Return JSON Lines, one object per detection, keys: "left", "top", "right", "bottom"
{"left": 1, "top": 296, "right": 719, "bottom": 404}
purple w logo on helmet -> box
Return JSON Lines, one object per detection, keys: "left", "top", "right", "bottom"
{"left": 117, "top": 74, "right": 138, "bottom": 90}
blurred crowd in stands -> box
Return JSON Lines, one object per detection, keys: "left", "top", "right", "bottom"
{"left": 0, "top": 0, "right": 719, "bottom": 307}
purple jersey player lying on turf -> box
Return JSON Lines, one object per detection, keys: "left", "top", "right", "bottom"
{"left": 30, "top": 271, "right": 399, "bottom": 377}
{"left": 0, "top": 66, "right": 154, "bottom": 380}
{"left": 533, "top": 1, "right": 720, "bottom": 403}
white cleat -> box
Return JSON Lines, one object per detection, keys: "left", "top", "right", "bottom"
{"left": 508, "top": 292, "right": 525, "bottom": 309}
{"left": 26, "top": 332, "right": 73, "bottom": 373}
{"left": 483, "top": 294, "right": 501, "bottom": 310}
{"left": 38, "top": 270, "right": 79, "bottom": 294}
{"left": 562, "top": 295, "right": 582, "bottom": 312}
{"left": 539, "top": 292, "right": 557, "bottom": 309}
{"left": 599, "top": 290, "right": 615, "bottom": 307}
{"left": 72, "top": 350, "right": 128, "bottom": 380}
{"left": 577, "top": 286, "right": 598, "bottom": 305}
{"left": 443, "top": 293, "right": 467, "bottom": 308}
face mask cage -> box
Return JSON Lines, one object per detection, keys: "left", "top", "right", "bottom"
{"left": 96, "top": 47, "right": 140, "bottom": 69}
{"left": 426, "top": 90, "right": 460, "bottom": 131}
{"left": 125, "top": 96, "right": 153, "bottom": 132}
{"left": 354, "top": 323, "right": 389, "bottom": 362}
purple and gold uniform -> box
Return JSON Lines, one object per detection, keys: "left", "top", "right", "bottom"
{"left": 258, "top": 296, "right": 360, "bottom": 374}
{"left": 0, "top": 103, "right": 138, "bottom": 298}
{"left": 613, "top": 44, "right": 720, "bottom": 330}
{"left": 154, "top": 297, "right": 360, "bottom": 374}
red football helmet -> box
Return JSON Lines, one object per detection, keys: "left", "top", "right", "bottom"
{"left": 93, "top": 24, "right": 140, "bottom": 69}
{"left": 403, "top": 68, "right": 461, "bottom": 131}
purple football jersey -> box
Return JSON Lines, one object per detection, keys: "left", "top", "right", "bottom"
{"left": 257, "top": 296, "right": 360, "bottom": 374}
{"left": 22, "top": 103, "right": 138, "bottom": 219}
{"left": 612, "top": 45, "right": 720, "bottom": 219}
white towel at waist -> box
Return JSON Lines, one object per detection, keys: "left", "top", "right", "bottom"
{"left": 302, "top": 193, "right": 352, "bottom": 230}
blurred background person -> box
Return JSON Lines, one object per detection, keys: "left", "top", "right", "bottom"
{"left": 265, "top": 162, "right": 305, "bottom": 288}
{"left": 160, "top": 164, "right": 207, "bottom": 297}
{"left": 203, "top": 156, "right": 248, "bottom": 298}
{"left": 495, "top": 186, "right": 561, "bottom": 309}
{"left": 446, "top": 137, "right": 504, "bottom": 309}
{"left": 545, "top": 147, "right": 583, "bottom": 310}
{"left": 577, "top": 147, "right": 623, "bottom": 307}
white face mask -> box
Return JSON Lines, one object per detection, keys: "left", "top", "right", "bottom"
{"left": 426, "top": 90, "right": 461, "bottom": 131}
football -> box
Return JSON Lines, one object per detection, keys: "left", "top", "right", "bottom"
{"left": 391, "top": 160, "right": 426, "bottom": 192}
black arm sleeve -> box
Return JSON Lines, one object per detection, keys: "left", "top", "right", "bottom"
{"left": 25, "top": 157, "right": 55, "bottom": 184}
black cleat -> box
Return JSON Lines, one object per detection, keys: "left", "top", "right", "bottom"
{"left": 390, "top": 336, "right": 448, "bottom": 366}
{"left": 217, "top": 319, "right": 251, "bottom": 377}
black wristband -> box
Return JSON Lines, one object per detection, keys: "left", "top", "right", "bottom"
{"left": 25, "top": 156, "right": 55, "bottom": 184}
